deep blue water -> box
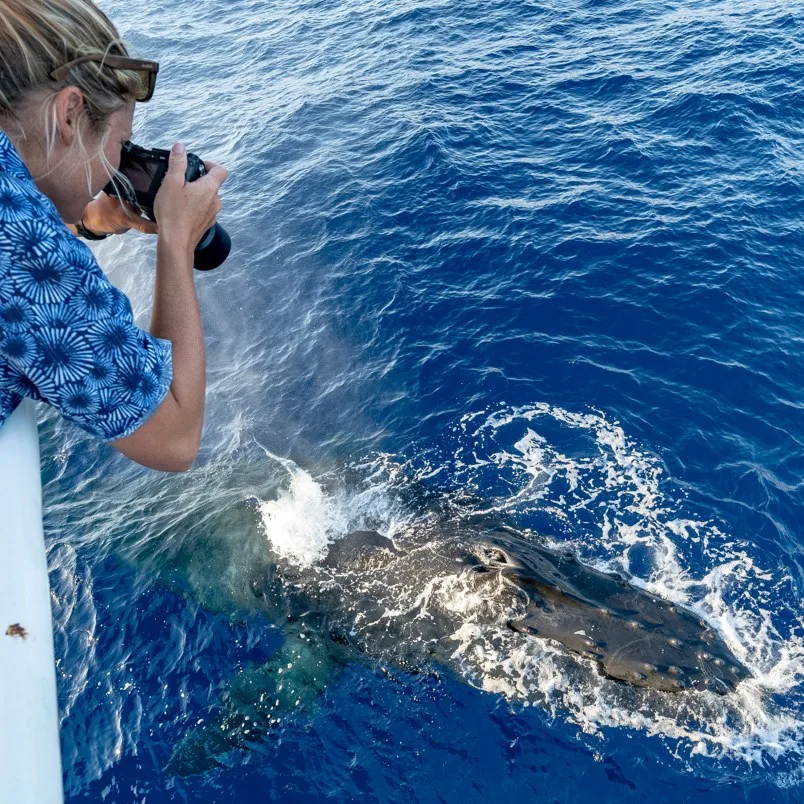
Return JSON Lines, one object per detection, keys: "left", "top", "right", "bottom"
{"left": 40, "top": 0, "right": 804, "bottom": 801}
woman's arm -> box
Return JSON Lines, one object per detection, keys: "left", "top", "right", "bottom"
{"left": 110, "top": 143, "right": 227, "bottom": 471}
{"left": 110, "top": 237, "right": 201, "bottom": 471}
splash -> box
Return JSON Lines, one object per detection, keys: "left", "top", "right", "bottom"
{"left": 257, "top": 458, "right": 346, "bottom": 566}
{"left": 256, "top": 449, "right": 413, "bottom": 567}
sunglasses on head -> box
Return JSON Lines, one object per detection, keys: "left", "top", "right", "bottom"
{"left": 50, "top": 55, "right": 159, "bottom": 103}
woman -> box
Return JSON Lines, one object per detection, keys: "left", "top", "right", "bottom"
{"left": 0, "top": 0, "right": 227, "bottom": 471}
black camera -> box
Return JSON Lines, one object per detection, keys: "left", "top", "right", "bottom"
{"left": 103, "top": 142, "right": 231, "bottom": 271}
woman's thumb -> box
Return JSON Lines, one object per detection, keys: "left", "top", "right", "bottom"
{"left": 166, "top": 142, "right": 187, "bottom": 184}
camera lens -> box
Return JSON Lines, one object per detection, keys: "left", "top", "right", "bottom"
{"left": 194, "top": 223, "right": 231, "bottom": 271}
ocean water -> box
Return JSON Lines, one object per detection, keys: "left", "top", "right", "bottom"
{"left": 40, "top": 0, "right": 804, "bottom": 801}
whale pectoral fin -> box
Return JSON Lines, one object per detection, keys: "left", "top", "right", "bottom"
{"left": 492, "top": 542, "right": 750, "bottom": 694}
{"left": 166, "top": 632, "right": 344, "bottom": 777}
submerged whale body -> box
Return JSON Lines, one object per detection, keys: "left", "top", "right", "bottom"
{"left": 167, "top": 520, "right": 749, "bottom": 775}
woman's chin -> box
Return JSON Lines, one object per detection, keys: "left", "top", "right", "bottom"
{"left": 64, "top": 200, "right": 93, "bottom": 227}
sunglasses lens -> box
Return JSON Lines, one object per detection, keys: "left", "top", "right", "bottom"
{"left": 134, "top": 69, "right": 156, "bottom": 102}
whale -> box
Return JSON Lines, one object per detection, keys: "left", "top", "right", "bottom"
{"left": 163, "top": 512, "right": 750, "bottom": 776}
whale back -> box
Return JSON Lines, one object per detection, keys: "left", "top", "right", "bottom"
{"left": 480, "top": 527, "right": 749, "bottom": 693}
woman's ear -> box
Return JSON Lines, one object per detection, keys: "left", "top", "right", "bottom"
{"left": 53, "top": 85, "right": 86, "bottom": 147}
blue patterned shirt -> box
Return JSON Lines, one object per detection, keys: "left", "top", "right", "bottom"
{"left": 0, "top": 130, "right": 172, "bottom": 441}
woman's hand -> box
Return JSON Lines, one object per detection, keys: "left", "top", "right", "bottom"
{"left": 153, "top": 143, "right": 228, "bottom": 254}
{"left": 80, "top": 191, "right": 159, "bottom": 236}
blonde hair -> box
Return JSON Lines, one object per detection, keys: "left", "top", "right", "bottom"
{"left": 0, "top": 0, "right": 142, "bottom": 185}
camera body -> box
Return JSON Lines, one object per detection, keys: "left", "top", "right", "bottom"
{"left": 103, "top": 142, "right": 231, "bottom": 271}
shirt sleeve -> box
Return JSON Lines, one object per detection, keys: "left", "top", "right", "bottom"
{"left": 0, "top": 176, "right": 173, "bottom": 441}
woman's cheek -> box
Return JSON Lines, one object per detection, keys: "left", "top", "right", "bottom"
{"left": 103, "top": 139, "right": 121, "bottom": 175}
{"left": 109, "top": 138, "right": 124, "bottom": 173}
{"left": 95, "top": 147, "right": 120, "bottom": 196}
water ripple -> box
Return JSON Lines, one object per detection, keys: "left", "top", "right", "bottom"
{"left": 38, "top": 0, "right": 804, "bottom": 800}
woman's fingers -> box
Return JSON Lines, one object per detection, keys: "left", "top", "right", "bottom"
{"left": 203, "top": 160, "right": 229, "bottom": 188}
{"left": 122, "top": 202, "right": 159, "bottom": 235}
{"left": 126, "top": 215, "right": 159, "bottom": 235}
{"left": 166, "top": 142, "right": 189, "bottom": 185}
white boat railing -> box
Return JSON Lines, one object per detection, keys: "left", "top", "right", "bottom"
{"left": 0, "top": 399, "right": 64, "bottom": 803}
